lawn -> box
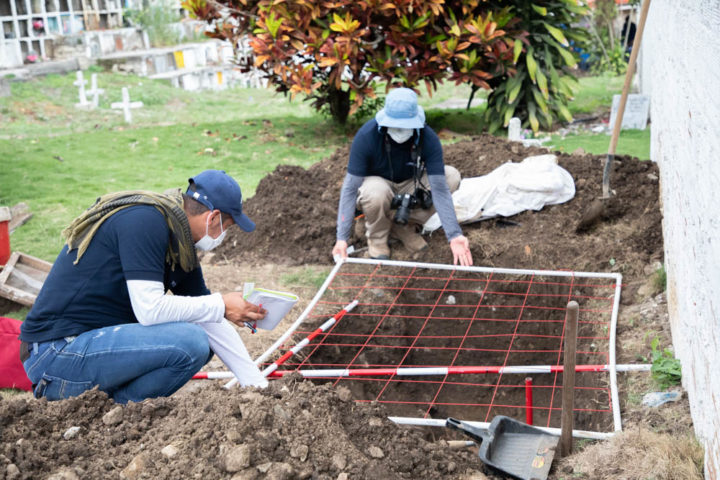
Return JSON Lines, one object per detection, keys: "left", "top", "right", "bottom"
{"left": 550, "top": 128, "right": 651, "bottom": 160}
{"left": 1, "top": 70, "right": 648, "bottom": 263}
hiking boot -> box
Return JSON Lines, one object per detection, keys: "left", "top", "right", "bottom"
{"left": 367, "top": 238, "right": 390, "bottom": 259}
{"left": 390, "top": 224, "right": 428, "bottom": 253}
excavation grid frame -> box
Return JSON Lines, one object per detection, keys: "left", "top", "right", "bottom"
{"left": 258, "top": 258, "right": 624, "bottom": 436}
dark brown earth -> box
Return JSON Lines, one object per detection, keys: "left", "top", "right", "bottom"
{"left": 0, "top": 375, "right": 491, "bottom": 480}
{"left": 1, "top": 136, "right": 680, "bottom": 480}
{"left": 216, "top": 134, "right": 662, "bottom": 287}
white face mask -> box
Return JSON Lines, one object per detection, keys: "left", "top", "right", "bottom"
{"left": 195, "top": 212, "right": 226, "bottom": 251}
{"left": 387, "top": 127, "right": 414, "bottom": 144}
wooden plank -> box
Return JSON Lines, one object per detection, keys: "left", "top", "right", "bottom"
{"left": 559, "top": 301, "right": 579, "bottom": 457}
{"left": 0, "top": 283, "right": 38, "bottom": 306}
{"left": 0, "top": 252, "right": 52, "bottom": 307}
{"left": 15, "top": 252, "right": 52, "bottom": 273}
{"left": 0, "top": 251, "right": 19, "bottom": 285}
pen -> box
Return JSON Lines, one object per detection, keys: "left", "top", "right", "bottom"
{"left": 246, "top": 303, "right": 262, "bottom": 334}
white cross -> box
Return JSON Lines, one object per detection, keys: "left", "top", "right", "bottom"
{"left": 111, "top": 87, "right": 143, "bottom": 124}
{"left": 86, "top": 74, "right": 105, "bottom": 108}
{"left": 73, "top": 70, "right": 90, "bottom": 108}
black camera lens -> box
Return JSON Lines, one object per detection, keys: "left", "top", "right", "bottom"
{"left": 393, "top": 193, "right": 413, "bottom": 225}
{"left": 417, "top": 189, "right": 433, "bottom": 209}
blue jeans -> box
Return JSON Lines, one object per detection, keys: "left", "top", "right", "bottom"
{"left": 22, "top": 322, "right": 211, "bottom": 404}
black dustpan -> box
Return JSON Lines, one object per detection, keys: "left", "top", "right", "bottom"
{"left": 446, "top": 416, "right": 558, "bottom": 480}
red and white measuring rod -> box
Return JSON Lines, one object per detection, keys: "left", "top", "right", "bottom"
{"left": 212, "top": 299, "right": 360, "bottom": 387}
{"left": 193, "top": 363, "right": 650, "bottom": 380}
{"left": 261, "top": 299, "right": 359, "bottom": 377}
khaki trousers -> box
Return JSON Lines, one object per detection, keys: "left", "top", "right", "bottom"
{"left": 357, "top": 166, "right": 461, "bottom": 243}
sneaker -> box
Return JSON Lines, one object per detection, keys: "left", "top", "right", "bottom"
{"left": 367, "top": 238, "right": 390, "bottom": 259}
{"left": 390, "top": 224, "right": 428, "bottom": 253}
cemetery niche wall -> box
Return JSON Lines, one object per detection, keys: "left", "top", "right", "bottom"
{"left": 0, "top": 0, "right": 130, "bottom": 68}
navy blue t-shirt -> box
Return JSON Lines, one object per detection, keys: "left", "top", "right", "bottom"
{"left": 20, "top": 205, "right": 209, "bottom": 343}
{"left": 348, "top": 119, "right": 445, "bottom": 182}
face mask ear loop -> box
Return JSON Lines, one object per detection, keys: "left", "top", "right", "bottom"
{"left": 217, "top": 213, "right": 224, "bottom": 239}
{"left": 208, "top": 211, "right": 224, "bottom": 240}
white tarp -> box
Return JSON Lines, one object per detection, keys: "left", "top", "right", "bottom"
{"left": 422, "top": 154, "right": 575, "bottom": 233}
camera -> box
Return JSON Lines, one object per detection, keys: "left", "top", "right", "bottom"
{"left": 390, "top": 188, "right": 433, "bottom": 225}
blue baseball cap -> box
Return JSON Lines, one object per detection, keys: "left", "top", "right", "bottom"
{"left": 187, "top": 169, "right": 255, "bottom": 232}
{"left": 375, "top": 88, "right": 425, "bottom": 129}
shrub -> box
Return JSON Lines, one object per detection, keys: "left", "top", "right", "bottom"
{"left": 183, "top": 0, "right": 511, "bottom": 124}
{"left": 483, "top": 0, "right": 590, "bottom": 133}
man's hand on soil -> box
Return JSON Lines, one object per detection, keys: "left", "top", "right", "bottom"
{"left": 450, "top": 235, "right": 473, "bottom": 267}
{"left": 332, "top": 240, "right": 348, "bottom": 262}
{"left": 222, "top": 292, "right": 267, "bottom": 327}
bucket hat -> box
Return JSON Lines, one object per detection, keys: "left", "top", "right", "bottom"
{"left": 375, "top": 88, "right": 425, "bottom": 129}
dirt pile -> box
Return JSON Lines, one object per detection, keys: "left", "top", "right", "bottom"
{"left": 0, "top": 375, "right": 489, "bottom": 480}
{"left": 216, "top": 135, "right": 662, "bottom": 282}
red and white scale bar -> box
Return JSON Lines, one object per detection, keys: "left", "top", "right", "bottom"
{"left": 193, "top": 363, "right": 650, "bottom": 380}
{"left": 262, "top": 299, "right": 359, "bottom": 377}
{"left": 215, "top": 299, "right": 359, "bottom": 387}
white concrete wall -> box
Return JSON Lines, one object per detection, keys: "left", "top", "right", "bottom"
{"left": 640, "top": 0, "right": 720, "bottom": 477}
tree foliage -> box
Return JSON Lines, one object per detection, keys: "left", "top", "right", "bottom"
{"left": 183, "top": 0, "right": 586, "bottom": 131}
{"left": 484, "top": 0, "right": 589, "bottom": 133}
{"left": 183, "top": 0, "right": 513, "bottom": 124}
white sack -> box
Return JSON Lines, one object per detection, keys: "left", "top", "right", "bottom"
{"left": 422, "top": 154, "right": 575, "bottom": 233}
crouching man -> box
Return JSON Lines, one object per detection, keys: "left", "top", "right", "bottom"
{"left": 332, "top": 88, "right": 473, "bottom": 266}
{"left": 20, "top": 170, "right": 267, "bottom": 403}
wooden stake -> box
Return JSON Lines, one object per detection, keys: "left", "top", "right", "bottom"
{"left": 559, "top": 301, "right": 579, "bottom": 457}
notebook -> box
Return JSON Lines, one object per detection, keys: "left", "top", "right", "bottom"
{"left": 243, "top": 286, "right": 298, "bottom": 331}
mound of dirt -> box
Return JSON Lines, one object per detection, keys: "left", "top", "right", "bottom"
{"left": 216, "top": 135, "right": 662, "bottom": 282}
{"left": 0, "top": 375, "right": 487, "bottom": 479}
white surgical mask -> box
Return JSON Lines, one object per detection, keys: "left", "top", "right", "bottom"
{"left": 387, "top": 127, "right": 413, "bottom": 144}
{"left": 195, "top": 212, "right": 226, "bottom": 251}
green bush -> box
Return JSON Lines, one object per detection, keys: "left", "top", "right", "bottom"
{"left": 484, "top": 0, "right": 590, "bottom": 133}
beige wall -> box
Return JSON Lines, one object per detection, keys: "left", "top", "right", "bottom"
{"left": 640, "top": 0, "right": 720, "bottom": 477}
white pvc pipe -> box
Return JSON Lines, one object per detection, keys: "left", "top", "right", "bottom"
{"left": 344, "top": 257, "right": 624, "bottom": 280}
{"left": 609, "top": 274, "right": 623, "bottom": 432}
{"left": 388, "top": 416, "right": 615, "bottom": 440}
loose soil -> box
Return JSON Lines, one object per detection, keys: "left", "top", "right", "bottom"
{"left": 215, "top": 133, "right": 662, "bottom": 283}
{"left": 1, "top": 136, "right": 701, "bottom": 479}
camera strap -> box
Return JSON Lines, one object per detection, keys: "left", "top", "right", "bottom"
{"left": 382, "top": 128, "right": 426, "bottom": 188}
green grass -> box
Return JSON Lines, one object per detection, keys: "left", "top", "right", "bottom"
{"left": 1, "top": 70, "right": 625, "bottom": 262}
{"left": 550, "top": 128, "right": 650, "bottom": 160}
{"left": 280, "top": 266, "right": 332, "bottom": 289}
{"left": 0, "top": 67, "right": 324, "bottom": 138}
{"left": 2, "top": 117, "right": 345, "bottom": 260}
{"left": 548, "top": 73, "right": 650, "bottom": 160}
{"left": 0, "top": 69, "right": 356, "bottom": 260}
{"left": 2, "top": 307, "right": 30, "bottom": 321}
{"left": 569, "top": 73, "right": 625, "bottom": 115}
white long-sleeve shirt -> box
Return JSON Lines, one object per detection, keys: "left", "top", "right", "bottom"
{"left": 126, "top": 279, "right": 268, "bottom": 388}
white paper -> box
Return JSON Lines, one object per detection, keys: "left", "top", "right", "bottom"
{"left": 245, "top": 288, "right": 298, "bottom": 330}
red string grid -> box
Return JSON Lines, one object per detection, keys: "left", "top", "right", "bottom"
{"left": 270, "top": 261, "right": 619, "bottom": 433}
